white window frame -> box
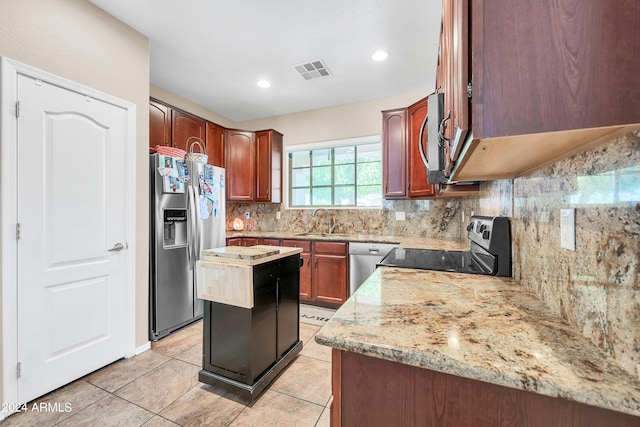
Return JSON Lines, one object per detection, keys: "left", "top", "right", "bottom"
{"left": 284, "top": 135, "right": 382, "bottom": 209}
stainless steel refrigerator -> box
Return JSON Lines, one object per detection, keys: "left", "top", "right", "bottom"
{"left": 149, "top": 153, "right": 226, "bottom": 341}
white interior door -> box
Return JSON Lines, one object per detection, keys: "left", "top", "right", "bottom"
{"left": 16, "top": 74, "right": 128, "bottom": 403}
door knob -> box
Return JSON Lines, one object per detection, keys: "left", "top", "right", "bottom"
{"left": 108, "top": 243, "right": 125, "bottom": 252}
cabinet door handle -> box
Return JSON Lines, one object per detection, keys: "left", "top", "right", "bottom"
{"left": 314, "top": 258, "right": 317, "bottom": 268}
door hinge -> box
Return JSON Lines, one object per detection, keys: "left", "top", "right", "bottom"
{"left": 16, "top": 223, "right": 21, "bottom": 240}
{"left": 16, "top": 362, "right": 21, "bottom": 379}
{"left": 15, "top": 100, "right": 20, "bottom": 118}
{"left": 467, "top": 82, "right": 472, "bottom": 98}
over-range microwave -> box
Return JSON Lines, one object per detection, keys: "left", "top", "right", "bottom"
{"left": 418, "top": 92, "right": 465, "bottom": 185}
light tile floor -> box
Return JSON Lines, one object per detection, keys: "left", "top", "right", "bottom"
{"left": 2, "top": 321, "right": 332, "bottom": 427}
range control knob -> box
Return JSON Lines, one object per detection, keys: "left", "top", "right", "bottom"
{"left": 479, "top": 224, "right": 487, "bottom": 233}
{"left": 466, "top": 222, "right": 474, "bottom": 232}
{"left": 482, "top": 230, "right": 490, "bottom": 240}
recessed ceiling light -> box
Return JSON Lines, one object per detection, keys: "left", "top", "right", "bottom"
{"left": 257, "top": 80, "right": 271, "bottom": 88}
{"left": 371, "top": 50, "right": 388, "bottom": 61}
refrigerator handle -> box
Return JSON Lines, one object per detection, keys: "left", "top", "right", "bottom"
{"left": 186, "top": 185, "right": 194, "bottom": 265}
{"left": 189, "top": 184, "right": 199, "bottom": 264}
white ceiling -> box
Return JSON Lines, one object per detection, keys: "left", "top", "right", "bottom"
{"left": 89, "top": 0, "right": 443, "bottom": 122}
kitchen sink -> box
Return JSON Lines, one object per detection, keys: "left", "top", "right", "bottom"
{"left": 294, "top": 232, "right": 351, "bottom": 238}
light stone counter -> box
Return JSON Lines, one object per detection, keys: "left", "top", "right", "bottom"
{"left": 314, "top": 266, "right": 640, "bottom": 418}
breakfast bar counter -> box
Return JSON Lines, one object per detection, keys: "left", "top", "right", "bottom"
{"left": 315, "top": 267, "right": 640, "bottom": 425}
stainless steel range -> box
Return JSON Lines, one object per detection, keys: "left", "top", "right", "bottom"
{"left": 377, "top": 216, "right": 511, "bottom": 277}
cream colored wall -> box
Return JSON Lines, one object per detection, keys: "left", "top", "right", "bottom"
{"left": 0, "top": 0, "right": 150, "bottom": 404}
{"left": 237, "top": 90, "right": 429, "bottom": 145}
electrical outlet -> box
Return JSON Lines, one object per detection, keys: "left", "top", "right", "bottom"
{"left": 560, "top": 208, "right": 575, "bottom": 251}
{"left": 396, "top": 211, "right": 405, "bottom": 221}
{"left": 245, "top": 211, "right": 250, "bottom": 220}
{"left": 276, "top": 211, "right": 281, "bottom": 220}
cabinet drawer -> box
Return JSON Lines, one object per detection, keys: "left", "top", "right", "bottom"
{"left": 281, "top": 239, "right": 312, "bottom": 253}
{"left": 313, "top": 241, "right": 347, "bottom": 255}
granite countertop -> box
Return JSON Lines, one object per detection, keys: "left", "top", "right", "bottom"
{"left": 314, "top": 266, "right": 640, "bottom": 417}
{"left": 226, "top": 230, "right": 469, "bottom": 251}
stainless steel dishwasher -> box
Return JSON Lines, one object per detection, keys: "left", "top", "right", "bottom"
{"left": 348, "top": 242, "right": 397, "bottom": 295}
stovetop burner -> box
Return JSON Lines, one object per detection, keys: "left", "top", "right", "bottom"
{"left": 377, "top": 216, "right": 511, "bottom": 277}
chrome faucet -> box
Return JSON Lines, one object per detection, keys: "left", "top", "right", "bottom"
{"left": 312, "top": 208, "right": 336, "bottom": 234}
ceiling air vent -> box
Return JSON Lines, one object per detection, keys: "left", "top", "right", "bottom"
{"left": 294, "top": 59, "right": 332, "bottom": 80}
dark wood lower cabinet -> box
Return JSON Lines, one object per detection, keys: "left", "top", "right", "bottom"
{"left": 332, "top": 350, "right": 640, "bottom": 427}
{"left": 281, "top": 240, "right": 347, "bottom": 306}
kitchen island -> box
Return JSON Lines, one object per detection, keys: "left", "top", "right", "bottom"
{"left": 196, "top": 245, "right": 303, "bottom": 401}
{"left": 315, "top": 267, "right": 640, "bottom": 426}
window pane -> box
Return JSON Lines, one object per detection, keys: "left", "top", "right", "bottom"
{"left": 357, "top": 185, "right": 382, "bottom": 206}
{"left": 357, "top": 143, "right": 382, "bottom": 162}
{"left": 290, "top": 151, "right": 310, "bottom": 168}
{"left": 291, "top": 188, "right": 310, "bottom": 206}
{"left": 358, "top": 162, "right": 381, "bottom": 185}
{"left": 335, "top": 146, "right": 355, "bottom": 165}
{"left": 292, "top": 168, "right": 310, "bottom": 187}
{"left": 335, "top": 185, "right": 355, "bottom": 205}
{"left": 312, "top": 187, "right": 332, "bottom": 205}
{"left": 312, "top": 166, "right": 332, "bottom": 185}
{"left": 312, "top": 149, "right": 331, "bottom": 166}
{"left": 289, "top": 141, "right": 382, "bottom": 208}
{"left": 335, "top": 164, "right": 355, "bottom": 185}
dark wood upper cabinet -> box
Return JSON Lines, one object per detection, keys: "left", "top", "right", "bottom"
{"left": 255, "top": 130, "right": 283, "bottom": 203}
{"left": 172, "top": 110, "right": 206, "bottom": 152}
{"left": 206, "top": 121, "right": 225, "bottom": 168}
{"left": 382, "top": 108, "right": 408, "bottom": 199}
{"left": 226, "top": 129, "right": 256, "bottom": 201}
{"left": 149, "top": 100, "right": 171, "bottom": 149}
{"left": 407, "top": 98, "right": 438, "bottom": 198}
{"left": 474, "top": 0, "right": 640, "bottom": 138}
{"left": 444, "top": 0, "right": 640, "bottom": 182}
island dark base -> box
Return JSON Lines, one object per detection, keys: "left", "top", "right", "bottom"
{"left": 199, "top": 340, "right": 302, "bottom": 402}
{"left": 332, "top": 349, "right": 640, "bottom": 427}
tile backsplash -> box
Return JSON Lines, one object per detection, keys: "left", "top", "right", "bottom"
{"left": 227, "top": 198, "right": 464, "bottom": 239}
{"left": 226, "top": 129, "right": 639, "bottom": 378}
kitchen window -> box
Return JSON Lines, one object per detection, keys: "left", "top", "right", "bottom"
{"left": 288, "top": 141, "right": 382, "bottom": 207}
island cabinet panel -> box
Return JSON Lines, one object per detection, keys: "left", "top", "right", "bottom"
{"left": 149, "top": 100, "right": 171, "bottom": 149}
{"left": 332, "top": 350, "right": 640, "bottom": 427}
{"left": 206, "top": 121, "right": 225, "bottom": 168}
{"left": 382, "top": 108, "right": 408, "bottom": 199}
{"left": 172, "top": 109, "right": 206, "bottom": 152}
{"left": 226, "top": 130, "right": 256, "bottom": 201}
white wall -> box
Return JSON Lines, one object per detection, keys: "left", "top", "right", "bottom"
{"left": 0, "top": 0, "right": 150, "bottom": 404}
{"left": 237, "top": 90, "right": 429, "bottom": 146}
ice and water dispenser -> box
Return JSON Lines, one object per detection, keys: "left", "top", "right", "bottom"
{"left": 163, "top": 209, "right": 187, "bottom": 247}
